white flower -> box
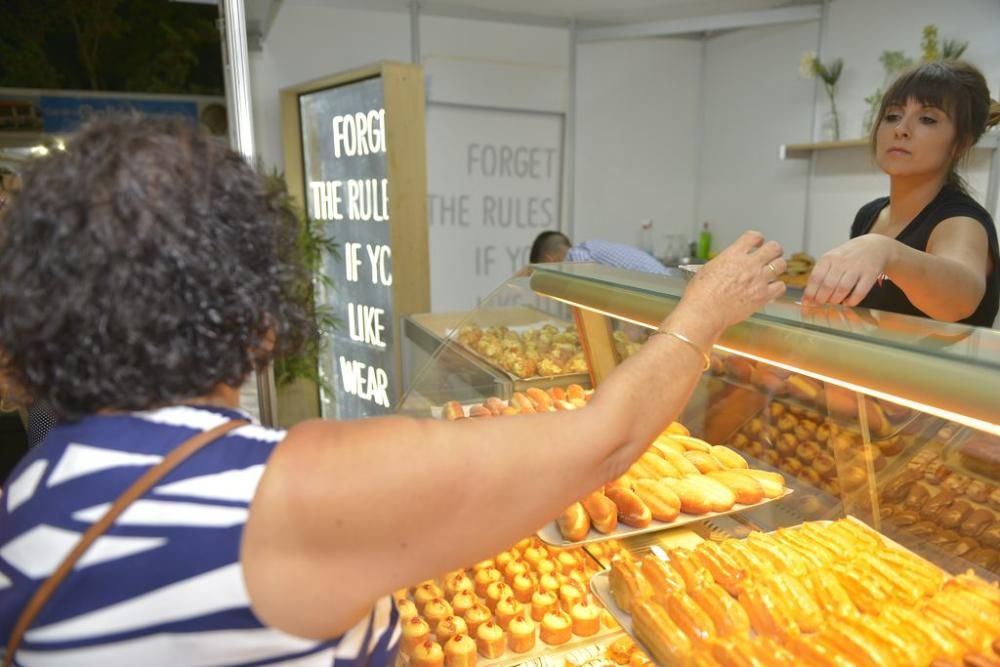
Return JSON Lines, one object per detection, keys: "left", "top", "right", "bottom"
{"left": 799, "top": 51, "right": 818, "bottom": 78}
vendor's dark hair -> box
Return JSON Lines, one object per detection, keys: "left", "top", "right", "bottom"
{"left": 529, "top": 231, "right": 571, "bottom": 263}
{"left": 0, "top": 114, "right": 314, "bottom": 420}
{"left": 870, "top": 59, "right": 1000, "bottom": 193}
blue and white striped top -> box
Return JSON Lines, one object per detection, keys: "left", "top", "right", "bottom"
{"left": 565, "top": 240, "right": 668, "bottom": 275}
{"left": 0, "top": 405, "right": 400, "bottom": 666}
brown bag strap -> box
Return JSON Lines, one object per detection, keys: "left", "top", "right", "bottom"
{"left": 3, "top": 418, "right": 250, "bottom": 666}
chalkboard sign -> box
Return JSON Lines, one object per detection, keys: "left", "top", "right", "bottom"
{"left": 282, "top": 63, "right": 429, "bottom": 420}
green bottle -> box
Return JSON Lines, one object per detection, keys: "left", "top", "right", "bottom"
{"left": 697, "top": 222, "right": 712, "bottom": 260}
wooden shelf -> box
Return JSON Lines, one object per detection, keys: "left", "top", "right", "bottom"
{"left": 780, "top": 132, "right": 1000, "bottom": 160}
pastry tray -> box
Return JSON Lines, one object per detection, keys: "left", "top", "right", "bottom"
{"left": 536, "top": 488, "right": 793, "bottom": 547}
{"left": 589, "top": 515, "right": 953, "bottom": 667}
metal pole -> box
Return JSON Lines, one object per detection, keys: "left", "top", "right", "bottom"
{"left": 410, "top": 0, "right": 421, "bottom": 65}
{"left": 564, "top": 19, "right": 577, "bottom": 239}
{"left": 802, "top": 0, "right": 830, "bottom": 255}
{"left": 219, "top": 0, "right": 278, "bottom": 426}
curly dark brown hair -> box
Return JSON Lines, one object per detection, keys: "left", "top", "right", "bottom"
{"left": 0, "top": 114, "right": 314, "bottom": 420}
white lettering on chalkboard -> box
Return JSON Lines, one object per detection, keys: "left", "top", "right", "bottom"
{"left": 366, "top": 244, "right": 392, "bottom": 286}
{"left": 332, "top": 109, "right": 386, "bottom": 158}
{"left": 348, "top": 302, "right": 386, "bottom": 348}
{"left": 309, "top": 181, "right": 344, "bottom": 221}
{"left": 339, "top": 356, "right": 390, "bottom": 407}
{"left": 345, "top": 242, "right": 362, "bottom": 282}
{"left": 347, "top": 178, "right": 389, "bottom": 222}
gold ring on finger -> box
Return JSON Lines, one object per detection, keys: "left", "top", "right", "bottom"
{"left": 767, "top": 262, "right": 778, "bottom": 275}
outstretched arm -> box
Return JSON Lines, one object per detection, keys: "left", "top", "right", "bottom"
{"left": 242, "top": 232, "right": 786, "bottom": 639}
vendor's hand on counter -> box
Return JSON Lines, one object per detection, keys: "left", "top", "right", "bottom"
{"left": 679, "top": 230, "right": 787, "bottom": 336}
{"left": 802, "top": 235, "right": 896, "bottom": 307}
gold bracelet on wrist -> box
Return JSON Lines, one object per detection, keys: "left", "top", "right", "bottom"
{"left": 649, "top": 328, "right": 712, "bottom": 371}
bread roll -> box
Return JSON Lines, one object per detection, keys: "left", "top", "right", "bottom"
{"left": 526, "top": 387, "right": 554, "bottom": 411}
{"left": 688, "top": 582, "right": 750, "bottom": 637}
{"left": 608, "top": 557, "right": 654, "bottom": 613}
{"left": 690, "top": 542, "right": 746, "bottom": 596}
{"left": 640, "top": 452, "right": 681, "bottom": 479}
{"left": 557, "top": 502, "right": 591, "bottom": 542}
{"left": 684, "top": 450, "right": 724, "bottom": 474}
{"left": 709, "top": 445, "right": 748, "bottom": 469}
{"left": 706, "top": 470, "right": 764, "bottom": 505}
{"left": 582, "top": 491, "right": 618, "bottom": 534}
{"left": 605, "top": 486, "right": 653, "bottom": 528}
{"left": 639, "top": 553, "right": 686, "bottom": 596}
{"left": 631, "top": 599, "right": 693, "bottom": 667}
{"left": 668, "top": 434, "right": 713, "bottom": 453}
{"left": 633, "top": 479, "right": 681, "bottom": 522}
{"left": 662, "top": 592, "right": 717, "bottom": 643}
{"left": 661, "top": 478, "right": 712, "bottom": 514}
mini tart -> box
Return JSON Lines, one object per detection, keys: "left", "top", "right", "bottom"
{"left": 485, "top": 581, "right": 513, "bottom": 611}
{"left": 463, "top": 603, "right": 493, "bottom": 637}
{"left": 531, "top": 590, "right": 558, "bottom": 622}
{"left": 512, "top": 572, "right": 536, "bottom": 603}
{"left": 495, "top": 596, "right": 524, "bottom": 629}
{"left": 535, "top": 557, "right": 558, "bottom": 576}
{"left": 423, "top": 598, "right": 454, "bottom": 628}
{"left": 444, "top": 572, "right": 475, "bottom": 598}
{"left": 474, "top": 567, "right": 503, "bottom": 598}
{"left": 538, "top": 573, "right": 561, "bottom": 594}
{"left": 556, "top": 551, "right": 580, "bottom": 571}
{"left": 523, "top": 545, "right": 549, "bottom": 568}
{"left": 475, "top": 620, "right": 507, "bottom": 659}
{"left": 395, "top": 598, "right": 419, "bottom": 623}
{"left": 414, "top": 582, "right": 445, "bottom": 612}
{"left": 540, "top": 609, "right": 573, "bottom": 645}
{"left": 436, "top": 615, "right": 468, "bottom": 647}
{"left": 559, "top": 583, "right": 585, "bottom": 613}
{"left": 451, "top": 591, "right": 478, "bottom": 618}
{"left": 570, "top": 597, "right": 601, "bottom": 636}
{"left": 411, "top": 640, "right": 445, "bottom": 667}
{"left": 503, "top": 559, "right": 529, "bottom": 583}
{"left": 444, "top": 633, "right": 478, "bottom": 667}
{"left": 508, "top": 614, "right": 537, "bottom": 653}
{"left": 402, "top": 616, "right": 431, "bottom": 656}
{"left": 495, "top": 550, "right": 518, "bottom": 572}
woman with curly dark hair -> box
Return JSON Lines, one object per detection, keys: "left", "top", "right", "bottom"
{"left": 0, "top": 115, "right": 785, "bottom": 665}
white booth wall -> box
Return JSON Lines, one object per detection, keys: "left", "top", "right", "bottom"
{"left": 251, "top": 0, "right": 1000, "bottom": 274}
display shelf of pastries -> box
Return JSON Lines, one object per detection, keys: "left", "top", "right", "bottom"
{"left": 876, "top": 431, "right": 1000, "bottom": 577}
{"left": 592, "top": 517, "right": 1000, "bottom": 667}
{"left": 394, "top": 538, "right": 621, "bottom": 667}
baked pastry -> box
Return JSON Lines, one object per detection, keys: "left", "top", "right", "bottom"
{"left": 475, "top": 620, "right": 506, "bottom": 659}
{"left": 396, "top": 597, "right": 418, "bottom": 623}
{"left": 504, "top": 559, "right": 529, "bottom": 583}
{"left": 609, "top": 557, "right": 654, "bottom": 613}
{"left": 402, "top": 616, "right": 431, "bottom": 656}
{"left": 444, "top": 572, "right": 475, "bottom": 599}
{"left": 966, "top": 480, "right": 991, "bottom": 504}
{"left": 538, "top": 572, "right": 561, "bottom": 595}
{"left": 957, "top": 435, "right": 1000, "bottom": 478}
{"left": 415, "top": 582, "right": 445, "bottom": 612}
{"left": 523, "top": 544, "right": 549, "bottom": 568}
{"left": 570, "top": 596, "right": 602, "bottom": 636}
{"left": 511, "top": 572, "right": 536, "bottom": 603}
{"left": 463, "top": 603, "right": 492, "bottom": 637}
{"left": 559, "top": 582, "right": 585, "bottom": 612}
{"left": 495, "top": 550, "right": 517, "bottom": 572}
{"left": 451, "top": 591, "right": 478, "bottom": 618}
{"left": 495, "top": 596, "right": 523, "bottom": 629}
{"left": 705, "top": 470, "right": 764, "bottom": 505}
{"left": 710, "top": 445, "right": 748, "bottom": 469}
{"left": 444, "top": 633, "right": 477, "bottom": 667}
{"left": 633, "top": 479, "right": 681, "bottom": 522}
{"left": 424, "top": 597, "right": 454, "bottom": 628}
{"left": 412, "top": 640, "right": 445, "bottom": 667}
{"left": 776, "top": 433, "right": 798, "bottom": 457}
{"left": 531, "top": 590, "right": 558, "bottom": 621}
{"left": 474, "top": 567, "right": 503, "bottom": 598}
{"left": 436, "top": 615, "right": 469, "bottom": 647}
{"left": 796, "top": 441, "right": 820, "bottom": 464}
{"left": 471, "top": 559, "right": 494, "bottom": 572}
{"left": 687, "top": 582, "right": 750, "bottom": 637}
{"left": 507, "top": 614, "right": 536, "bottom": 653}
{"left": 486, "top": 581, "right": 513, "bottom": 611}
{"left": 631, "top": 599, "right": 692, "bottom": 666}
{"left": 535, "top": 557, "right": 558, "bottom": 576}
{"left": 605, "top": 486, "right": 652, "bottom": 528}
{"left": 875, "top": 435, "right": 904, "bottom": 457}
{"left": 539, "top": 610, "right": 573, "bottom": 645}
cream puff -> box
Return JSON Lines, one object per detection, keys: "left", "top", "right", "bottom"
{"left": 402, "top": 616, "right": 431, "bottom": 656}
{"left": 555, "top": 550, "right": 580, "bottom": 572}
{"left": 451, "top": 590, "right": 478, "bottom": 618}
{"left": 423, "top": 598, "right": 454, "bottom": 629}
{"left": 463, "top": 603, "right": 492, "bottom": 637}
{"left": 414, "top": 582, "right": 445, "bottom": 613}
{"left": 395, "top": 597, "right": 418, "bottom": 623}
{"left": 559, "top": 583, "right": 585, "bottom": 613}
{"left": 474, "top": 567, "right": 503, "bottom": 598}
{"left": 535, "top": 557, "right": 558, "bottom": 576}
{"left": 540, "top": 609, "right": 573, "bottom": 645}
{"left": 485, "top": 581, "right": 513, "bottom": 611}
{"left": 412, "top": 640, "right": 445, "bottom": 667}
{"left": 495, "top": 596, "right": 524, "bottom": 629}
{"left": 523, "top": 544, "right": 549, "bottom": 568}
{"left": 503, "top": 559, "right": 529, "bottom": 583}
{"left": 495, "top": 550, "right": 518, "bottom": 572}
{"left": 512, "top": 572, "right": 536, "bottom": 603}
{"left": 436, "top": 615, "right": 468, "bottom": 647}
{"left": 570, "top": 597, "right": 601, "bottom": 637}
{"left": 531, "top": 590, "right": 558, "bottom": 622}
{"left": 444, "top": 633, "right": 477, "bottom": 667}
{"left": 538, "top": 572, "right": 561, "bottom": 595}
{"left": 475, "top": 620, "right": 507, "bottom": 659}
{"left": 508, "top": 614, "right": 537, "bottom": 653}
{"left": 444, "top": 572, "right": 475, "bottom": 599}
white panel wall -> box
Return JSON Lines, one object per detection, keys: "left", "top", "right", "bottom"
{"left": 573, "top": 38, "right": 702, "bottom": 256}
{"left": 698, "top": 21, "right": 819, "bottom": 253}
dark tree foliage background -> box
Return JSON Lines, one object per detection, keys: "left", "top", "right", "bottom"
{"left": 0, "top": 0, "right": 223, "bottom": 95}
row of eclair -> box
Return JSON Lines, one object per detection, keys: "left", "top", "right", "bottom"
{"left": 609, "top": 519, "right": 1000, "bottom": 667}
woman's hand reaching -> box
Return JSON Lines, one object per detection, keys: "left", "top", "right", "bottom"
{"left": 802, "top": 235, "right": 897, "bottom": 307}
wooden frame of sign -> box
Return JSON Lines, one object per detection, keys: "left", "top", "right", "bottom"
{"left": 280, "top": 61, "right": 429, "bottom": 422}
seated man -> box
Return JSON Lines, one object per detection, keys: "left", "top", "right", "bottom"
{"left": 529, "top": 231, "right": 668, "bottom": 274}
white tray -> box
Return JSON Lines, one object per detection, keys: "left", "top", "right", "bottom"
{"left": 536, "top": 489, "right": 793, "bottom": 547}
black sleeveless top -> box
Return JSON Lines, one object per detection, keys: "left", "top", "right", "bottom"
{"left": 850, "top": 185, "right": 999, "bottom": 327}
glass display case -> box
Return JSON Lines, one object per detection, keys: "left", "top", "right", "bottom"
{"left": 397, "top": 262, "right": 1000, "bottom": 666}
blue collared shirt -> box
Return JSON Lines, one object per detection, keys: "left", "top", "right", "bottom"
{"left": 566, "top": 240, "right": 669, "bottom": 274}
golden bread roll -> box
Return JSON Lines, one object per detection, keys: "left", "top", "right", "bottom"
{"left": 709, "top": 445, "right": 748, "bottom": 469}
{"left": 605, "top": 486, "right": 653, "bottom": 528}
{"left": 468, "top": 404, "right": 492, "bottom": 418}
{"left": 666, "top": 421, "right": 691, "bottom": 437}
{"left": 509, "top": 391, "right": 536, "bottom": 413}
{"left": 582, "top": 491, "right": 619, "bottom": 533}
{"left": 706, "top": 470, "right": 764, "bottom": 505}
{"left": 631, "top": 599, "right": 693, "bottom": 666}
{"left": 639, "top": 553, "right": 686, "bottom": 596}
{"left": 443, "top": 400, "right": 464, "bottom": 421}
{"left": 683, "top": 450, "right": 724, "bottom": 474}
{"left": 661, "top": 478, "right": 713, "bottom": 514}
{"left": 688, "top": 581, "right": 750, "bottom": 637}
{"left": 608, "top": 557, "right": 654, "bottom": 613}
{"left": 785, "top": 374, "right": 823, "bottom": 402}
{"left": 661, "top": 449, "right": 701, "bottom": 476}
{"left": 689, "top": 475, "right": 738, "bottom": 512}
{"left": 605, "top": 474, "right": 635, "bottom": 493}
{"left": 526, "top": 387, "right": 554, "bottom": 411}
{"left": 668, "top": 434, "right": 714, "bottom": 453}
{"left": 731, "top": 469, "right": 785, "bottom": 498}
{"left": 640, "top": 452, "right": 682, "bottom": 479}
{"left": 651, "top": 435, "right": 686, "bottom": 456}
{"left": 557, "top": 502, "right": 591, "bottom": 542}
{"left": 633, "top": 479, "right": 681, "bottom": 522}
